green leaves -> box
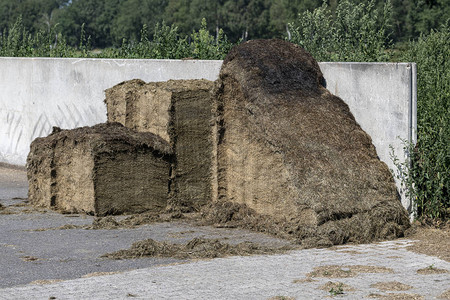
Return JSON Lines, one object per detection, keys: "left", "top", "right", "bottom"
{"left": 190, "top": 18, "right": 233, "bottom": 60}
{"left": 391, "top": 24, "right": 449, "bottom": 220}
{"left": 288, "top": 0, "right": 393, "bottom": 62}
{"left": 406, "top": 24, "right": 450, "bottom": 219}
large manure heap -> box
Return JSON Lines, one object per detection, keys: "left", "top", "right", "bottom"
{"left": 213, "top": 39, "right": 409, "bottom": 245}
{"left": 27, "top": 122, "right": 172, "bottom": 216}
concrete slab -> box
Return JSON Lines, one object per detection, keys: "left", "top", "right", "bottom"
{"left": 0, "top": 239, "right": 448, "bottom": 299}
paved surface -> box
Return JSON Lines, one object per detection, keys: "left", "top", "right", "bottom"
{"left": 0, "top": 240, "right": 449, "bottom": 299}
{"left": 1, "top": 166, "right": 449, "bottom": 299}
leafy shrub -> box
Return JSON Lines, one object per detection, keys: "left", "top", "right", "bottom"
{"left": 288, "top": 0, "right": 393, "bottom": 62}
{"left": 0, "top": 17, "right": 76, "bottom": 58}
{"left": 1, "top": 17, "right": 233, "bottom": 60}
{"left": 401, "top": 24, "right": 450, "bottom": 219}
{"left": 190, "top": 18, "right": 233, "bottom": 60}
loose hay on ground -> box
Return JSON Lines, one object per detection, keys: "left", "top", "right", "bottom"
{"left": 101, "top": 237, "right": 292, "bottom": 260}
{"left": 405, "top": 221, "right": 450, "bottom": 262}
{"left": 438, "top": 289, "right": 450, "bottom": 299}
{"left": 319, "top": 281, "right": 355, "bottom": 292}
{"left": 416, "top": 266, "right": 448, "bottom": 275}
{"left": 306, "top": 265, "right": 393, "bottom": 278}
{"left": 370, "top": 282, "right": 413, "bottom": 291}
{"left": 368, "top": 293, "right": 424, "bottom": 300}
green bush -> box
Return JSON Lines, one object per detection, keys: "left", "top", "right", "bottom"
{"left": 0, "top": 17, "right": 233, "bottom": 60}
{"left": 402, "top": 24, "right": 450, "bottom": 219}
{"left": 0, "top": 17, "right": 76, "bottom": 58}
{"left": 288, "top": 0, "right": 393, "bottom": 62}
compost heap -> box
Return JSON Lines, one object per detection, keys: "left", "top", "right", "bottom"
{"left": 210, "top": 39, "right": 410, "bottom": 247}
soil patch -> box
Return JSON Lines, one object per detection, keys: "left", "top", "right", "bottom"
{"left": 405, "top": 221, "right": 450, "bottom": 262}
{"left": 306, "top": 265, "right": 393, "bottom": 278}
{"left": 102, "top": 237, "right": 293, "bottom": 260}
{"left": 370, "top": 281, "right": 413, "bottom": 291}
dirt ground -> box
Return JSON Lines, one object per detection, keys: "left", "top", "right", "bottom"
{"left": 404, "top": 220, "right": 450, "bottom": 262}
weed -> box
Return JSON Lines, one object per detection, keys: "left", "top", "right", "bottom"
{"left": 329, "top": 283, "right": 345, "bottom": 296}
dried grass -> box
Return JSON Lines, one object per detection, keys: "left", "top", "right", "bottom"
{"left": 370, "top": 281, "right": 413, "bottom": 291}
{"left": 102, "top": 237, "right": 292, "bottom": 260}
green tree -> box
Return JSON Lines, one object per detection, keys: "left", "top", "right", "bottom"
{"left": 111, "top": 0, "right": 168, "bottom": 45}
{"left": 288, "top": 0, "right": 393, "bottom": 61}
{"left": 269, "top": 0, "right": 321, "bottom": 38}
{"left": 220, "top": 0, "right": 272, "bottom": 41}
{"left": 0, "top": 0, "right": 67, "bottom": 34}
{"left": 55, "top": 0, "right": 121, "bottom": 47}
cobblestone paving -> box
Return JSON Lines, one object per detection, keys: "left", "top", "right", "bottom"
{"left": 0, "top": 239, "right": 449, "bottom": 300}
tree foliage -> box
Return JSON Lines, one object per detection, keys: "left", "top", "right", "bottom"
{"left": 402, "top": 24, "right": 450, "bottom": 219}
{"left": 288, "top": 0, "right": 393, "bottom": 61}
{"left": 1, "top": 0, "right": 448, "bottom": 47}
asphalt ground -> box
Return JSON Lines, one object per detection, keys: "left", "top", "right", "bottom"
{"left": 0, "top": 165, "right": 449, "bottom": 299}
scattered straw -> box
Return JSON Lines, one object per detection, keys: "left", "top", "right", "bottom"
{"left": 306, "top": 265, "right": 393, "bottom": 278}
{"left": 370, "top": 281, "right": 413, "bottom": 291}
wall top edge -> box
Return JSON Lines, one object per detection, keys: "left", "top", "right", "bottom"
{"left": 0, "top": 57, "right": 415, "bottom": 66}
{"left": 0, "top": 57, "right": 224, "bottom": 63}
{"left": 319, "top": 62, "right": 416, "bottom": 66}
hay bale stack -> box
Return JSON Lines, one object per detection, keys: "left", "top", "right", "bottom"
{"left": 105, "top": 79, "right": 216, "bottom": 210}
{"left": 27, "top": 122, "right": 172, "bottom": 216}
{"left": 104, "top": 79, "right": 146, "bottom": 126}
{"left": 216, "top": 39, "right": 409, "bottom": 245}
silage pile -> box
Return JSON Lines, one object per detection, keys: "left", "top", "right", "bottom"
{"left": 27, "top": 122, "right": 172, "bottom": 216}
{"left": 211, "top": 39, "right": 410, "bottom": 246}
{"left": 105, "top": 79, "right": 216, "bottom": 211}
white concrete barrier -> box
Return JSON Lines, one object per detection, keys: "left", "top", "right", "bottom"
{"left": 0, "top": 57, "right": 416, "bottom": 212}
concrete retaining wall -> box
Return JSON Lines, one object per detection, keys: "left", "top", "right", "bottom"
{"left": 0, "top": 57, "right": 416, "bottom": 212}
